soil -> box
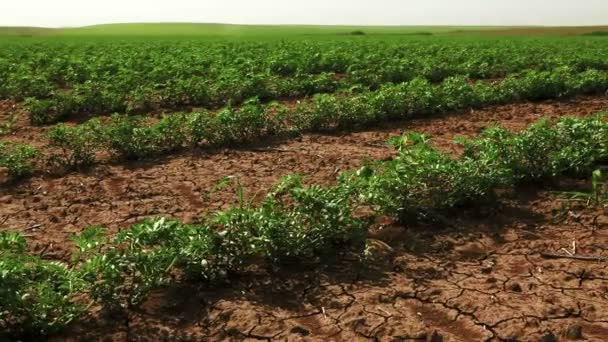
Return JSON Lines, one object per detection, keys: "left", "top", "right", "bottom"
{"left": 2, "top": 95, "right": 608, "bottom": 341}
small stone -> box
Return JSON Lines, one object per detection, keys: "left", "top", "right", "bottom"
{"left": 290, "top": 326, "right": 310, "bottom": 336}
{"left": 426, "top": 330, "right": 443, "bottom": 342}
{"left": 509, "top": 283, "right": 523, "bottom": 293}
{"left": 481, "top": 261, "right": 495, "bottom": 274}
{"left": 565, "top": 324, "right": 583, "bottom": 340}
{"left": 540, "top": 331, "right": 558, "bottom": 342}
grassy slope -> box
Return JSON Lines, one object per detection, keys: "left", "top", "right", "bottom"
{"left": 0, "top": 23, "right": 606, "bottom": 38}
{"left": 62, "top": 23, "right": 506, "bottom": 36}
{"left": 0, "top": 23, "right": 508, "bottom": 37}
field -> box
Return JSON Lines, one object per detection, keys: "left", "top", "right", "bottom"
{"left": 1, "top": 29, "right": 608, "bottom": 341}
{"left": 2, "top": 23, "right": 608, "bottom": 37}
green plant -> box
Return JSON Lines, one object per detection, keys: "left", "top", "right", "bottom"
{"left": 47, "top": 119, "right": 103, "bottom": 168}
{"left": 74, "top": 220, "right": 187, "bottom": 306}
{"left": 257, "top": 175, "right": 365, "bottom": 262}
{"left": 187, "top": 110, "right": 218, "bottom": 146}
{"left": 460, "top": 114, "right": 608, "bottom": 180}
{"left": 591, "top": 168, "right": 608, "bottom": 205}
{"left": 349, "top": 115, "right": 608, "bottom": 223}
{"left": 214, "top": 98, "right": 277, "bottom": 144}
{"left": 559, "top": 168, "right": 608, "bottom": 206}
{"left": 0, "top": 142, "right": 38, "bottom": 179}
{"left": 103, "top": 114, "right": 188, "bottom": 159}
{"left": 0, "top": 112, "right": 17, "bottom": 136}
{"left": 24, "top": 98, "right": 55, "bottom": 126}
{"left": 2, "top": 114, "right": 608, "bottom": 337}
{"left": 349, "top": 133, "right": 510, "bottom": 223}
{"left": 0, "top": 232, "right": 88, "bottom": 338}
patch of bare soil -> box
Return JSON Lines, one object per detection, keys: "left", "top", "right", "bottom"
{"left": 0, "top": 100, "right": 50, "bottom": 148}
{"left": 1, "top": 95, "right": 608, "bottom": 340}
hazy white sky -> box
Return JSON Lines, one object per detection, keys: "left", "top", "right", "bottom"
{"left": 2, "top": 0, "right": 607, "bottom": 27}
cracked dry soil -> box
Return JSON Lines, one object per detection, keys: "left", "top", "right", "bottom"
{"left": 59, "top": 188, "right": 608, "bottom": 341}
{"left": 1, "top": 96, "right": 608, "bottom": 341}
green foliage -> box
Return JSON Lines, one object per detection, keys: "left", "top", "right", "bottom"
{"left": 437, "top": 76, "right": 477, "bottom": 110}
{"left": 24, "top": 98, "right": 55, "bottom": 126}
{"left": 257, "top": 176, "right": 365, "bottom": 261}
{"left": 103, "top": 114, "right": 188, "bottom": 159}
{"left": 591, "top": 168, "right": 608, "bottom": 205}
{"left": 0, "top": 232, "right": 87, "bottom": 338}
{"left": 10, "top": 65, "right": 608, "bottom": 173}
{"left": 558, "top": 168, "right": 608, "bottom": 206}
{"left": 2, "top": 114, "right": 608, "bottom": 337}
{"left": 102, "top": 115, "right": 155, "bottom": 159}
{"left": 2, "top": 37, "right": 606, "bottom": 125}
{"left": 3, "top": 35, "right": 608, "bottom": 336}
{"left": 592, "top": 168, "right": 608, "bottom": 203}
{"left": 0, "top": 142, "right": 38, "bottom": 179}
{"left": 47, "top": 119, "right": 103, "bottom": 167}
{"left": 460, "top": 114, "right": 608, "bottom": 180}
{"left": 213, "top": 99, "right": 277, "bottom": 144}
{"left": 0, "top": 112, "right": 17, "bottom": 136}
{"left": 349, "top": 115, "right": 608, "bottom": 222}
{"left": 349, "top": 133, "right": 510, "bottom": 222}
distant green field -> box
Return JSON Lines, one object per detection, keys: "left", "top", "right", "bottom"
{"left": 64, "top": 23, "right": 508, "bottom": 36}
{"left": 0, "top": 23, "right": 455, "bottom": 37}
{"left": 1, "top": 23, "right": 607, "bottom": 38}
{"left": 0, "top": 23, "right": 514, "bottom": 38}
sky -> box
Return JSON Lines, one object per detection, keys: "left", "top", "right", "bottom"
{"left": 1, "top": 0, "right": 607, "bottom": 28}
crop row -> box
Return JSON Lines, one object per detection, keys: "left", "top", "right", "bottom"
{"left": 0, "top": 67, "right": 606, "bottom": 179}
{"left": 2, "top": 113, "right": 607, "bottom": 338}
{"left": 1, "top": 37, "right": 608, "bottom": 124}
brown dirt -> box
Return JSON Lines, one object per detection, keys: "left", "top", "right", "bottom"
{"left": 54, "top": 187, "right": 608, "bottom": 341}
{"left": 0, "top": 100, "right": 53, "bottom": 148}
{"left": 2, "top": 95, "right": 608, "bottom": 340}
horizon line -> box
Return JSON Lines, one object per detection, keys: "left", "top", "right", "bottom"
{"left": 3, "top": 22, "right": 608, "bottom": 30}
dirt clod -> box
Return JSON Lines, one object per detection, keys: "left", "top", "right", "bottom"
{"left": 426, "top": 330, "right": 443, "bottom": 342}
{"left": 540, "top": 331, "right": 558, "bottom": 342}
{"left": 509, "top": 282, "right": 523, "bottom": 293}
{"left": 290, "top": 326, "right": 310, "bottom": 336}
{"left": 565, "top": 324, "right": 583, "bottom": 340}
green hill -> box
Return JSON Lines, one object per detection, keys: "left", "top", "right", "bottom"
{"left": 1, "top": 23, "right": 607, "bottom": 38}
{"left": 0, "top": 23, "right": 504, "bottom": 37}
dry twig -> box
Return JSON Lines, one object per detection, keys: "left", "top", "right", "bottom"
{"left": 540, "top": 252, "right": 608, "bottom": 262}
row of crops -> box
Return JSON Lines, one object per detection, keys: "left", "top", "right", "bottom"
{"left": 2, "top": 113, "right": 607, "bottom": 338}
{"left": 1, "top": 66, "right": 607, "bottom": 179}
{"left": 2, "top": 35, "right": 608, "bottom": 338}
{"left": 1, "top": 37, "right": 608, "bottom": 124}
